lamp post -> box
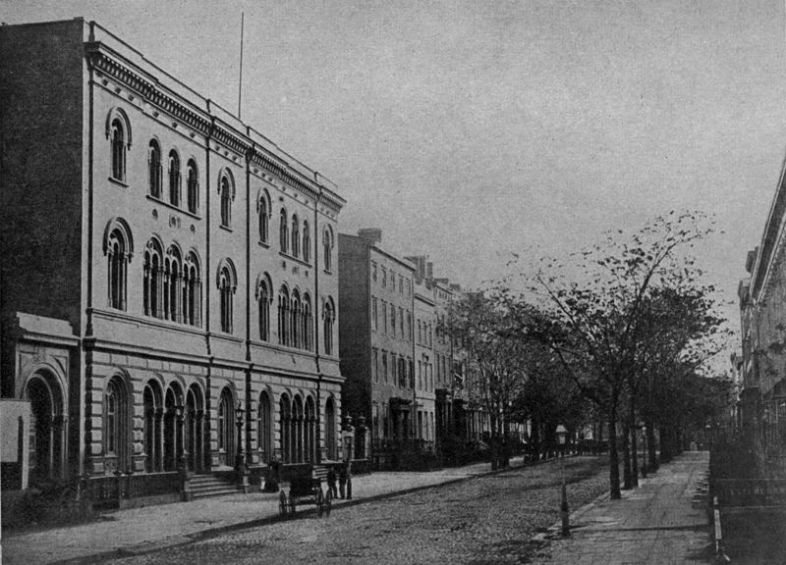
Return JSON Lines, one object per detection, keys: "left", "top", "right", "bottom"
{"left": 235, "top": 403, "right": 245, "bottom": 472}
{"left": 556, "top": 424, "right": 570, "bottom": 537}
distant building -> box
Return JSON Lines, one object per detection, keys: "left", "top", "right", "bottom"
{"left": 0, "top": 19, "right": 345, "bottom": 499}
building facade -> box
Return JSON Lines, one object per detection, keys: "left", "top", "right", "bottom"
{"left": 738, "top": 152, "right": 786, "bottom": 475}
{"left": 338, "top": 230, "right": 416, "bottom": 467}
{"left": 0, "top": 19, "right": 345, "bottom": 495}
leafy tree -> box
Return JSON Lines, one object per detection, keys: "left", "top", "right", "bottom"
{"left": 503, "top": 211, "right": 721, "bottom": 499}
{"left": 447, "top": 292, "right": 529, "bottom": 468}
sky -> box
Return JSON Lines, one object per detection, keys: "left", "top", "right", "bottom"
{"left": 4, "top": 0, "right": 786, "bottom": 339}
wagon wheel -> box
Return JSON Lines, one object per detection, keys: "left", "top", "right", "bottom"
{"left": 288, "top": 490, "right": 297, "bottom": 515}
{"left": 316, "top": 488, "right": 325, "bottom": 517}
{"left": 279, "top": 490, "right": 288, "bottom": 517}
{"left": 324, "top": 488, "right": 333, "bottom": 517}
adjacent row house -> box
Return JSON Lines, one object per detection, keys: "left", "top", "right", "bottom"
{"left": 338, "top": 230, "right": 482, "bottom": 469}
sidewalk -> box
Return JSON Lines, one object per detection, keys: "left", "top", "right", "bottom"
{"left": 533, "top": 451, "right": 712, "bottom": 565}
{"left": 2, "top": 457, "right": 524, "bottom": 565}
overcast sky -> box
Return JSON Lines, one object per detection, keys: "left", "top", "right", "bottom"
{"left": 4, "top": 0, "right": 786, "bottom": 335}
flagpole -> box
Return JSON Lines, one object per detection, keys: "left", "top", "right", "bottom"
{"left": 238, "top": 12, "right": 244, "bottom": 118}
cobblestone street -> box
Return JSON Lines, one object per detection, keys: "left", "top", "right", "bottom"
{"left": 101, "top": 457, "right": 608, "bottom": 565}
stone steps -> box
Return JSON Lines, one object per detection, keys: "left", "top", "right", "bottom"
{"left": 190, "top": 474, "right": 240, "bottom": 499}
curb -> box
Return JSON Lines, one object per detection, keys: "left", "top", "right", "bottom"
{"left": 53, "top": 455, "right": 578, "bottom": 564}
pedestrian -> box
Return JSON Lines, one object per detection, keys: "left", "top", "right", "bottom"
{"left": 327, "top": 465, "right": 338, "bottom": 499}
{"left": 338, "top": 462, "right": 348, "bottom": 499}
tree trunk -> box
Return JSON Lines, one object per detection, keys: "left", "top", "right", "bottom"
{"left": 629, "top": 401, "right": 639, "bottom": 486}
{"left": 646, "top": 419, "right": 658, "bottom": 472}
{"left": 622, "top": 420, "right": 633, "bottom": 490}
{"left": 608, "top": 410, "right": 621, "bottom": 500}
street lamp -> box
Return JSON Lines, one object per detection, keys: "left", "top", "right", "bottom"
{"left": 556, "top": 424, "right": 570, "bottom": 537}
{"left": 235, "top": 403, "right": 245, "bottom": 472}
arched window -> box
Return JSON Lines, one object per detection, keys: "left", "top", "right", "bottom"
{"left": 323, "top": 226, "right": 333, "bottom": 272}
{"left": 291, "top": 290, "right": 301, "bottom": 348}
{"left": 219, "top": 264, "right": 234, "bottom": 333}
{"left": 220, "top": 174, "right": 232, "bottom": 228}
{"left": 148, "top": 140, "right": 162, "bottom": 198}
{"left": 183, "top": 252, "right": 201, "bottom": 326}
{"left": 323, "top": 297, "right": 335, "bottom": 355}
{"left": 258, "top": 279, "right": 270, "bottom": 341}
{"left": 110, "top": 118, "right": 126, "bottom": 181}
{"left": 278, "top": 286, "right": 290, "bottom": 346}
{"left": 303, "top": 294, "right": 313, "bottom": 351}
{"left": 279, "top": 209, "right": 288, "bottom": 253}
{"left": 259, "top": 195, "right": 269, "bottom": 243}
{"left": 186, "top": 159, "right": 199, "bottom": 214}
{"left": 107, "top": 226, "right": 131, "bottom": 311}
{"left": 143, "top": 239, "right": 163, "bottom": 317}
{"left": 302, "top": 221, "right": 310, "bottom": 263}
{"left": 291, "top": 215, "right": 300, "bottom": 258}
{"left": 168, "top": 150, "right": 181, "bottom": 207}
{"left": 105, "top": 376, "right": 129, "bottom": 473}
{"left": 164, "top": 246, "right": 182, "bottom": 322}
{"left": 258, "top": 392, "right": 272, "bottom": 463}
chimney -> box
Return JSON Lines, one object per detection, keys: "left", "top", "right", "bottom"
{"left": 357, "top": 228, "right": 382, "bottom": 246}
{"left": 426, "top": 262, "right": 434, "bottom": 280}
{"left": 404, "top": 255, "right": 427, "bottom": 281}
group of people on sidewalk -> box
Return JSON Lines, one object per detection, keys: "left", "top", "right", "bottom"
{"left": 326, "top": 462, "right": 351, "bottom": 499}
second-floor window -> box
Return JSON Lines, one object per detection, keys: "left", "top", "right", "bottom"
{"left": 110, "top": 118, "right": 126, "bottom": 181}
{"left": 168, "top": 150, "right": 180, "bottom": 207}
{"left": 148, "top": 140, "right": 162, "bottom": 198}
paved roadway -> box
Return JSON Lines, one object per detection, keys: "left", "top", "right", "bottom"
{"left": 99, "top": 457, "right": 611, "bottom": 565}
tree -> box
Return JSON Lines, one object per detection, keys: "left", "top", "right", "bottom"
{"left": 447, "top": 292, "right": 529, "bottom": 469}
{"left": 504, "top": 211, "right": 721, "bottom": 499}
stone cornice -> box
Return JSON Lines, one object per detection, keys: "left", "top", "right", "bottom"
{"left": 85, "top": 43, "right": 344, "bottom": 212}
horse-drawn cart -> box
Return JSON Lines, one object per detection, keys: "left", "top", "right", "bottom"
{"left": 279, "top": 465, "right": 332, "bottom": 518}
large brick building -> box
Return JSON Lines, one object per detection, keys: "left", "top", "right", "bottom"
{"left": 0, "top": 19, "right": 345, "bottom": 497}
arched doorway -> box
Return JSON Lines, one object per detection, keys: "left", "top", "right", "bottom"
{"left": 325, "top": 397, "right": 337, "bottom": 461}
{"left": 217, "top": 388, "right": 235, "bottom": 467}
{"left": 258, "top": 391, "right": 272, "bottom": 464}
{"left": 305, "top": 396, "right": 316, "bottom": 463}
{"left": 163, "top": 384, "right": 183, "bottom": 471}
{"left": 279, "top": 394, "right": 291, "bottom": 463}
{"left": 143, "top": 381, "right": 163, "bottom": 472}
{"left": 26, "top": 371, "right": 65, "bottom": 484}
{"left": 293, "top": 396, "right": 304, "bottom": 463}
{"left": 185, "top": 385, "right": 204, "bottom": 472}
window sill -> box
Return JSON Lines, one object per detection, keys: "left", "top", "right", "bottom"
{"left": 108, "top": 176, "right": 128, "bottom": 188}
{"left": 279, "top": 251, "right": 312, "bottom": 269}
{"left": 146, "top": 195, "right": 202, "bottom": 221}
{"left": 219, "top": 224, "right": 233, "bottom": 233}
{"left": 258, "top": 240, "right": 270, "bottom": 249}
